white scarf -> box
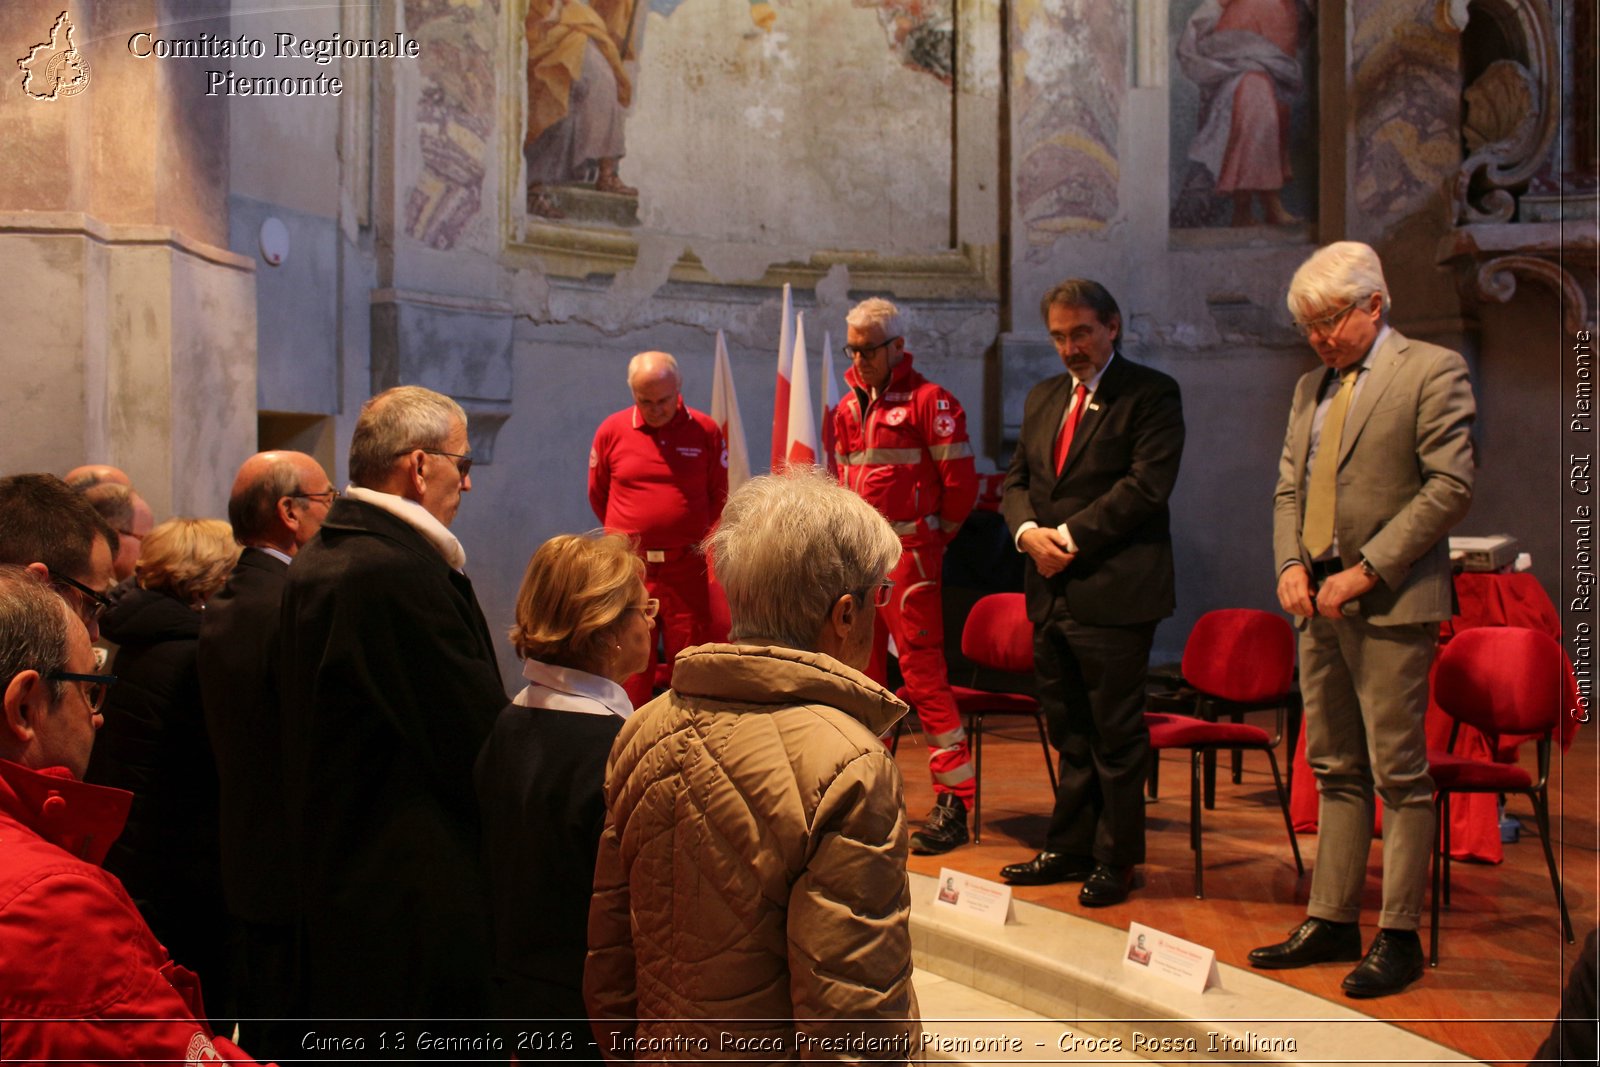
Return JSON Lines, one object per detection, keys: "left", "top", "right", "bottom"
{"left": 343, "top": 485, "right": 467, "bottom": 572}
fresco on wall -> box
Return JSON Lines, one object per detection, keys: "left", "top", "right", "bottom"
{"left": 406, "top": 0, "right": 500, "bottom": 250}
{"left": 1169, "top": 0, "right": 1317, "bottom": 229}
{"left": 1012, "top": 0, "right": 1125, "bottom": 250}
{"left": 524, "top": 0, "right": 959, "bottom": 256}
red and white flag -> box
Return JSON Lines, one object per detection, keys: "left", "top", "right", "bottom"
{"left": 783, "top": 312, "right": 818, "bottom": 469}
{"left": 710, "top": 329, "right": 752, "bottom": 492}
{"left": 819, "top": 328, "right": 840, "bottom": 477}
{"left": 769, "top": 283, "right": 794, "bottom": 471}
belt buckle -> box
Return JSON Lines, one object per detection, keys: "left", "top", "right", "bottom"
{"left": 646, "top": 549, "right": 666, "bottom": 563}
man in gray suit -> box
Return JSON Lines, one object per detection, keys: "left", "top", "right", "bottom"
{"left": 1250, "top": 242, "right": 1475, "bottom": 998}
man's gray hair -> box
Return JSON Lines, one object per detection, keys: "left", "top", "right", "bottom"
{"left": 347, "top": 386, "right": 467, "bottom": 488}
{"left": 1287, "top": 241, "right": 1392, "bottom": 322}
{"left": 228, "top": 457, "right": 302, "bottom": 544}
{"left": 626, "top": 351, "right": 681, "bottom": 388}
{"left": 846, "top": 297, "right": 903, "bottom": 339}
{"left": 0, "top": 565, "right": 70, "bottom": 704}
{"left": 706, "top": 468, "right": 901, "bottom": 650}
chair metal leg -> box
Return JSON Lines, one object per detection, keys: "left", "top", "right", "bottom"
{"left": 1034, "top": 713, "right": 1058, "bottom": 791}
{"left": 970, "top": 713, "right": 983, "bottom": 845}
{"left": 1203, "top": 749, "right": 1217, "bottom": 810}
{"left": 1430, "top": 792, "right": 1445, "bottom": 967}
{"left": 1147, "top": 751, "right": 1160, "bottom": 799}
{"left": 1442, "top": 793, "right": 1453, "bottom": 909}
{"left": 1265, "top": 748, "right": 1303, "bottom": 875}
{"left": 1529, "top": 789, "right": 1576, "bottom": 944}
{"left": 1190, "top": 749, "right": 1204, "bottom": 899}
{"left": 1230, "top": 712, "right": 1244, "bottom": 784}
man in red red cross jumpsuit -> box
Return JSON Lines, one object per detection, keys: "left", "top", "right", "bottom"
{"left": 590, "top": 351, "right": 729, "bottom": 707}
{"left": 833, "top": 297, "right": 979, "bottom": 853}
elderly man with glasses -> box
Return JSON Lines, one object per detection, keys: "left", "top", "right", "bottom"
{"left": 832, "top": 296, "right": 978, "bottom": 855}
{"left": 278, "top": 386, "right": 506, "bottom": 1028}
{"left": 0, "top": 566, "right": 262, "bottom": 1063}
{"left": 1251, "top": 241, "right": 1476, "bottom": 998}
{"left": 196, "top": 449, "right": 334, "bottom": 1061}
{"left": 0, "top": 473, "right": 118, "bottom": 641}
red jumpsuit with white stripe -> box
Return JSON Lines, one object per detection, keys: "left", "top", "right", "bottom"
{"left": 833, "top": 353, "right": 979, "bottom": 799}
{"left": 590, "top": 399, "right": 729, "bottom": 707}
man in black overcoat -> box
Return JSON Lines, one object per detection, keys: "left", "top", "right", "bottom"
{"left": 998, "top": 279, "right": 1185, "bottom": 907}
{"left": 278, "top": 386, "right": 506, "bottom": 1022}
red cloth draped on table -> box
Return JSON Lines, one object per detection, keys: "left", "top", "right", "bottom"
{"left": 1289, "top": 572, "right": 1581, "bottom": 861}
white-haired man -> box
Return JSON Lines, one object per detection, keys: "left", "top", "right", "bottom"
{"left": 279, "top": 387, "right": 506, "bottom": 1024}
{"left": 833, "top": 297, "right": 978, "bottom": 854}
{"left": 0, "top": 567, "right": 261, "bottom": 1063}
{"left": 586, "top": 469, "right": 920, "bottom": 1056}
{"left": 1250, "top": 241, "right": 1475, "bottom": 998}
{"left": 589, "top": 350, "right": 728, "bottom": 707}
{"left": 199, "top": 450, "right": 333, "bottom": 1060}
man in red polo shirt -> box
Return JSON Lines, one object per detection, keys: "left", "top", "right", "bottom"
{"left": 833, "top": 297, "right": 978, "bottom": 854}
{"left": 590, "top": 351, "right": 729, "bottom": 707}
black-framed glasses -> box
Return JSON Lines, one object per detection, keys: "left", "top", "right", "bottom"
{"left": 1294, "top": 302, "right": 1358, "bottom": 338}
{"left": 633, "top": 598, "right": 660, "bottom": 621}
{"left": 843, "top": 336, "right": 901, "bottom": 360}
{"left": 395, "top": 448, "right": 474, "bottom": 477}
{"left": 45, "top": 670, "right": 117, "bottom": 712}
{"left": 47, "top": 568, "right": 112, "bottom": 625}
{"left": 287, "top": 488, "right": 341, "bottom": 506}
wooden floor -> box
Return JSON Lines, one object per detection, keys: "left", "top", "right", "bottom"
{"left": 896, "top": 718, "right": 1598, "bottom": 1065}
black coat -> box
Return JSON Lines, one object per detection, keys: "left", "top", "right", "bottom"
{"left": 198, "top": 547, "right": 291, "bottom": 924}
{"left": 278, "top": 497, "right": 506, "bottom": 1018}
{"left": 85, "top": 583, "right": 230, "bottom": 1016}
{"left": 1001, "top": 354, "right": 1186, "bottom": 626}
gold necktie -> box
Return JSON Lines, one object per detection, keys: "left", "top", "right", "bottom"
{"left": 1302, "top": 369, "right": 1359, "bottom": 558}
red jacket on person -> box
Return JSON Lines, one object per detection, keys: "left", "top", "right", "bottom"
{"left": 0, "top": 758, "right": 263, "bottom": 1066}
{"left": 834, "top": 352, "right": 978, "bottom": 546}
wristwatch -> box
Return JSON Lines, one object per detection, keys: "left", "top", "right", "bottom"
{"left": 1359, "top": 557, "right": 1378, "bottom": 581}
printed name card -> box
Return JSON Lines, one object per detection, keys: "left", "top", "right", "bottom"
{"left": 931, "top": 868, "right": 1014, "bottom": 925}
{"left": 1123, "top": 921, "right": 1219, "bottom": 994}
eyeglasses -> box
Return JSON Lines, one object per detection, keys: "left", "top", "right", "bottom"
{"left": 394, "top": 448, "right": 474, "bottom": 477}
{"left": 842, "top": 336, "right": 901, "bottom": 360}
{"left": 845, "top": 581, "right": 895, "bottom": 608}
{"left": 47, "top": 569, "right": 112, "bottom": 626}
{"left": 45, "top": 670, "right": 117, "bottom": 712}
{"left": 287, "top": 488, "right": 341, "bottom": 506}
{"left": 633, "top": 598, "right": 660, "bottom": 621}
{"left": 1294, "top": 302, "right": 1358, "bottom": 338}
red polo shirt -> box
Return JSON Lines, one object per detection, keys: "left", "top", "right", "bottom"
{"left": 589, "top": 400, "right": 728, "bottom": 549}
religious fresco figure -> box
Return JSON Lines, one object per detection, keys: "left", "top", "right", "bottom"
{"left": 1174, "top": 0, "right": 1312, "bottom": 227}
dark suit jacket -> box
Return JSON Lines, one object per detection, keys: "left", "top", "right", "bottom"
{"left": 1001, "top": 354, "right": 1185, "bottom": 626}
{"left": 278, "top": 497, "right": 507, "bottom": 1017}
{"left": 199, "top": 547, "right": 291, "bottom": 925}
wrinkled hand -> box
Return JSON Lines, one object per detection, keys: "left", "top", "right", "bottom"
{"left": 1315, "top": 565, "right": 1379, "bottom": 619}
{"left": 749, "top": 2, "right": 776, "bottom": 31}
{"left": 1020, "top": 526, "right": 1075, "bottom": 578}
{"left": 1276, "top": 564, "right": 1315, "bottom": 618}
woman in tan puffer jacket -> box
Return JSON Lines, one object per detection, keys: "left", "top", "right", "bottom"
{"left": 585, "top": 469, "right": 921, "bottom": 1064}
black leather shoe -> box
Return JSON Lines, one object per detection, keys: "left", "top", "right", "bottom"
{"left": 909, "top": 794, "right": 969, "bottom": 855}
{"left": 1078, "top": 863, "right": 1139, "bottom": 907}
{"left": 1248, "top": 918, "right": 1363, "bottom": 970}
{"left": 1341, "top": 930, "right": 1424, "bottom": 999}
{"left": 999, "top": 851, "right": 1095, "bottom": 886}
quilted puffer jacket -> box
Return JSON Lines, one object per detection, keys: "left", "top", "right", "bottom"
{"left": 584, "top": 644, "right": 921, "bottom": 1063}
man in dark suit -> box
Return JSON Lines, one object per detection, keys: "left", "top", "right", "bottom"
{"left": 198, "top": 449, "right": 333, "bottom": 1060}
{"left": 278, "top": 386, "right": 507, "bottom": 1023}
{"left": 998, "top": 279, "right": 1185, "bottom": 907}
{"left": 1250, "top": 242, "right": 1474, "bottom": 998}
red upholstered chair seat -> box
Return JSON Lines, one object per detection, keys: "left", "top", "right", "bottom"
{"left": 1426, "top": 751, "right": 1534, "bottom": 792}
{"left": 951, "top": 686, "right": 1037, "bottom": 717}
{"left": 1146, "top": 712, "right": 1273, "bottom": 750}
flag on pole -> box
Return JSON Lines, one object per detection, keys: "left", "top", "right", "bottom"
{"left": 819, "top": 328, "right": 840, "bottom": 478}
{"left": 783, "top": 312, "right": 819, "bottom": 469}
{"left": 710, "top": 329, "right": 752, "bottom": 492}
{"left": 770, "top": 283, "right": 794, "bottom": 471}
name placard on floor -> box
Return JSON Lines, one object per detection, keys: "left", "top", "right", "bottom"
{"left": 1123, "top": 921, "right": 1219, "bottom": 993}
{"left": 931, "top": 867, "right": 1014, "bottom": 925}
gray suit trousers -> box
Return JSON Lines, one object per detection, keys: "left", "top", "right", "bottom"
{"left": 1301, "top": 614, "right": 1438, "bottom": 930}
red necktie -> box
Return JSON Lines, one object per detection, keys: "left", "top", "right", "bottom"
{"left": 1054, "top": 383, "right": 1089, "bottom": 475}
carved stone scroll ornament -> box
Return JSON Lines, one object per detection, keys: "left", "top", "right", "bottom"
{"left": 1473, "top": 254, "right": 1593, "bottom": 334}
{"left": 1438, "top": 0, "right": 1560, "bottom": 223}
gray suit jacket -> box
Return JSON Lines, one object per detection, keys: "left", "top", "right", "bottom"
{"left": 1272, "top": 329, "right": 1476, "bottom": 625}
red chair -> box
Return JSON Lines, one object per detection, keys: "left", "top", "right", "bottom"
{"left": 1144, "top": 609, "right": 1303, "bottom": 898}
{"left": 1427, "top": 626, "right": 1576, "bottom": 965}
{"left": 893, "top": 592, "right": 1056, "bottom": 843}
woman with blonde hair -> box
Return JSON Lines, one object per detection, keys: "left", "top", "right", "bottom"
{"left": 86, "top": 517, "right": 241, "bottom": 1029}
{"left": 474, "top": 530, "right": 654, "bottom": 1049}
